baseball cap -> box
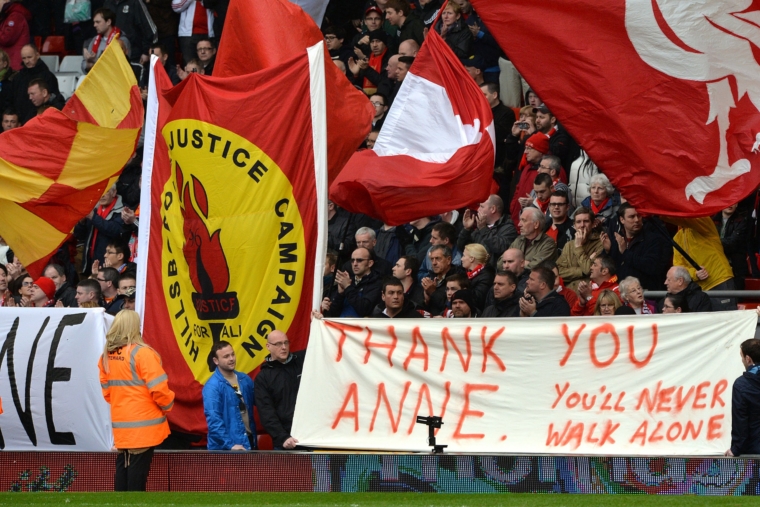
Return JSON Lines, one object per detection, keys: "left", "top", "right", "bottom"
{"left": 532, "top": 103, "right": 551, "bottom": 115}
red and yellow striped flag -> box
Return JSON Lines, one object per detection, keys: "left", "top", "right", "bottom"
{"left": 0, "top": 42, "right": 143, "bottom": 277}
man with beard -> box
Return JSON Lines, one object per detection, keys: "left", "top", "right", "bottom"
{"left": 203, "top": 340, "right": 256, "bottom": 451}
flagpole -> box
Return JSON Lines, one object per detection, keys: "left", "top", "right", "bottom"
{"left": 307, "top": 41, "right": 329, "bottom": 314}
{"left": 135, "top": 55, "right": 160, "bottom": 329}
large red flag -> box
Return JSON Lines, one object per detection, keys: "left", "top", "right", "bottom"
{"left": 329, "top": 30, "right": 495, "bottom": 225}
{"left": 0, "top": 43, "right": 142, "bottom": 277}
{"left": 214, "top": 0, "right": 373, "bottom": 185}
{"left": 470, "top": 0, "right": 760, "bottom": 216}
{"left": 137, "top": 44, "right": 327, "bottom": 435}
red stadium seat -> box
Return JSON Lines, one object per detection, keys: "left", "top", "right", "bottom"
{"left": 42, "top": 36, "right": 66, "bottom": 58}
{"left": 34, "top": 36, "right": 42, "bottom": 51}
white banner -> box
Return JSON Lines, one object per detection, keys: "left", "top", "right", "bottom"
{"left": 292, "top": 312, "right": 757, "bottom": 455}
{"left": 0, "top": 308, "right": 113, "bottom": 451}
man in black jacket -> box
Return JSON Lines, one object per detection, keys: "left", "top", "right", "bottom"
{"left": 255, "top": 330, "right": 304, "bottom": 450}
{"left": 604, "top": 203, "right": 671, "bottom": 291}
{"left": 103, "top": 0, "right": 157, "bottom": 63}
{"left": 26, "top": 78, "right": 64, "bottom": 118}
{"left": 727, "top": 338, "right": 760, "bottom": 456}
{"left": 480, "top": 82, "right": 515, "bottom": 170}
{"left": 482, "top": 270, "right": 520, "bottom": 317}
{"left": 713, "top": 204, "right": 750, "bottom": 290}
{"left": 421, "top": 245, "right": 464, "bottom": 315}
{"left": 44, "top": 264, "right": 77, "bottom": 308}
{"left": 661, "top": 266, "right": 712, "bottom": 313}
{"left": 8, "top": 45, "right": 60, "bottom": 124}
{"left": 326, "top": 247, "right": 383, "bottom": 317}
{"left": 519, "top": 265, "right": 570, "bottom": 317}
{"left": 458, "top": 195, "right": 517, "bottom": 270}
{"left": 371, "top": 278, "right": 424, "bottom": 318}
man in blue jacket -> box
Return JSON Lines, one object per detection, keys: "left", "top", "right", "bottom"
{"left": 203, "top": 340, "right": 256, "bottom": 451}
{"left": 726, "top": 338, "right": 760, "bottom": 457}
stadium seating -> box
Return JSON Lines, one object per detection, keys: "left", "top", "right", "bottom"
{"left": 56, "top": 74, "right": 78, "bottom": 100}
{"left": 59, "top": 55, "right": 84, "bottom": 75}
{"left": 41, "top": 36, "right": 66, "bottom": 59}
{"left": 40, "top": 55, "right": 59, "bottom": 73}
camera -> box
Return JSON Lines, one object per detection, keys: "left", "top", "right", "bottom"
{"left": 517, "top": 121, "right": 529, "bottom": 130}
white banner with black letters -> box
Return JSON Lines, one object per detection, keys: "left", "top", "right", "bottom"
{"left": 0, "top": 308, "right": 113, "bottom": 451}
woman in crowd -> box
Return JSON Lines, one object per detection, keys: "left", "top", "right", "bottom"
{"left": 8, "top": 274, "right": 33, "bottom": 306}
{"left": 461, "top": 243, "right": 494, "bottom": 313}
{"left": 618, "top": 276, "right": 656, "bottom": 314}
{"left": 99, "top": 310, "right": 174, "bottom": 491}
{"left": 580, "top": 173, "right": 620, "bottom": 226}
{"left": 662, "top": 293, "right": 688, "bottom": 313}
{"left": 436, "top": 1, "right": 471, "bottom": 59}
{"left": 510, "top": 105, "right": 537, "bottom": 142}
{"left": 593, "top": 289, "right": 622, "bottom": 316}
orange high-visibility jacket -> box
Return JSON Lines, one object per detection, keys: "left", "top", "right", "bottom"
{"left": 99, "top": 343, "right": 175, "bottom": 449}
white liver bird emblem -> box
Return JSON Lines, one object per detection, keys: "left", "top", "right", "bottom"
{"left": 625, "top": 0, "right": 758, "bottom": 203}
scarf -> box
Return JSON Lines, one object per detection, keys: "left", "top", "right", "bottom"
{"left": 467, "top": 264, "right": 484, "bottom": 280}
{"left": 590, "top": 197, "right": 610, "bottom": 215}
{"left": 535, "top": 198, "right": 549, "bottom": 213}
{"left": 92, "top": 27, "right": 122, "bottom": 54}
{"left": 89, "top": 198, "right": 118, "bottom": 259}
{"left": 363, "top": 48, "right": 386, "bottom": 93}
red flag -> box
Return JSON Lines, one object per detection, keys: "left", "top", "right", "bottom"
{"left": 214, "top": 0, "right": 373, "bottom": 185}
{"left": 470, "top": 0, "right": 760, "bottom": 216}
{"left": 137, "top": 45, "right": 327, "bottom": 435}
{"left": 329, "top": 30, "right": 495, "bottom": 226}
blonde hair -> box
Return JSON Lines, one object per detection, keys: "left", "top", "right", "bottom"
{"left": 443, "top": 1, "right": 461, "bottom": 15}
{"left": 593, "top": 290, "right": 622, "bottom": 316}
{"left": 465, "top": 243, "right": 490, "bottom": 265}
{"left": 519, "top": 105, "right": 536, "bottom": 119}
{"left": 78, "top": 301, "right": 101, "bottom": 308}
{"left": 102, "top": 310, "right": 151, "bottom": 372}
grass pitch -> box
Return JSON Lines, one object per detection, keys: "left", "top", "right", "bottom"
{"left": 0, "top": 493, "right": 758, "bottom": 507}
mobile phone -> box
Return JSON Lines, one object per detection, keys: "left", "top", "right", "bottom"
{"left": 517, "top": 122, "right": 529, "bottom": 130}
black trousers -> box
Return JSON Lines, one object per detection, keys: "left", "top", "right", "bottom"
{"left": 114, "top": 448, "right": 155, "bottom": 491}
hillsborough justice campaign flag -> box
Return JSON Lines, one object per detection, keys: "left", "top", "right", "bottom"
{"left": 470, "top": 0, "right": 760, "bottom": 216}
{"left": 136, "top": 43, "right": 328, "bottom": 434}
{"left": 0, "top": 43, "right": 142, "bottom": 277}
{"left": 330, "top": 30, "right": 495, "bottom": 225}
{"left": 214, "top": 0, "right": 374, "bottom": 184}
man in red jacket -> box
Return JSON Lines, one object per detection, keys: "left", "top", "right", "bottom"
{"left": 571, "top": 254, "right": 620, "bottom": 316}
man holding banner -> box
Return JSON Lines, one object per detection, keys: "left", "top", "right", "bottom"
{"left": 255, "top": 330, "right": 305, "bottom": 450}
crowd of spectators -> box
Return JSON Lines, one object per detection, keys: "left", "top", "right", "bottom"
{"left": 1, "top": 0, "right": 759, "bottom": 345}
{"left": 2, "top": 0, "right": 760, "bottom": 455}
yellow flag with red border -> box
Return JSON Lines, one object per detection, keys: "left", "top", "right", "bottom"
{"left": 0, "top": 42, "right": 143, "bottom": 277}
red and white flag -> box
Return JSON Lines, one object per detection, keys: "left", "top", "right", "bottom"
{"left": 470, "top": 0, "right": 760, "bottom": 216}
{"left": 330, "top": 30, "right": 495, "bottom": 225}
